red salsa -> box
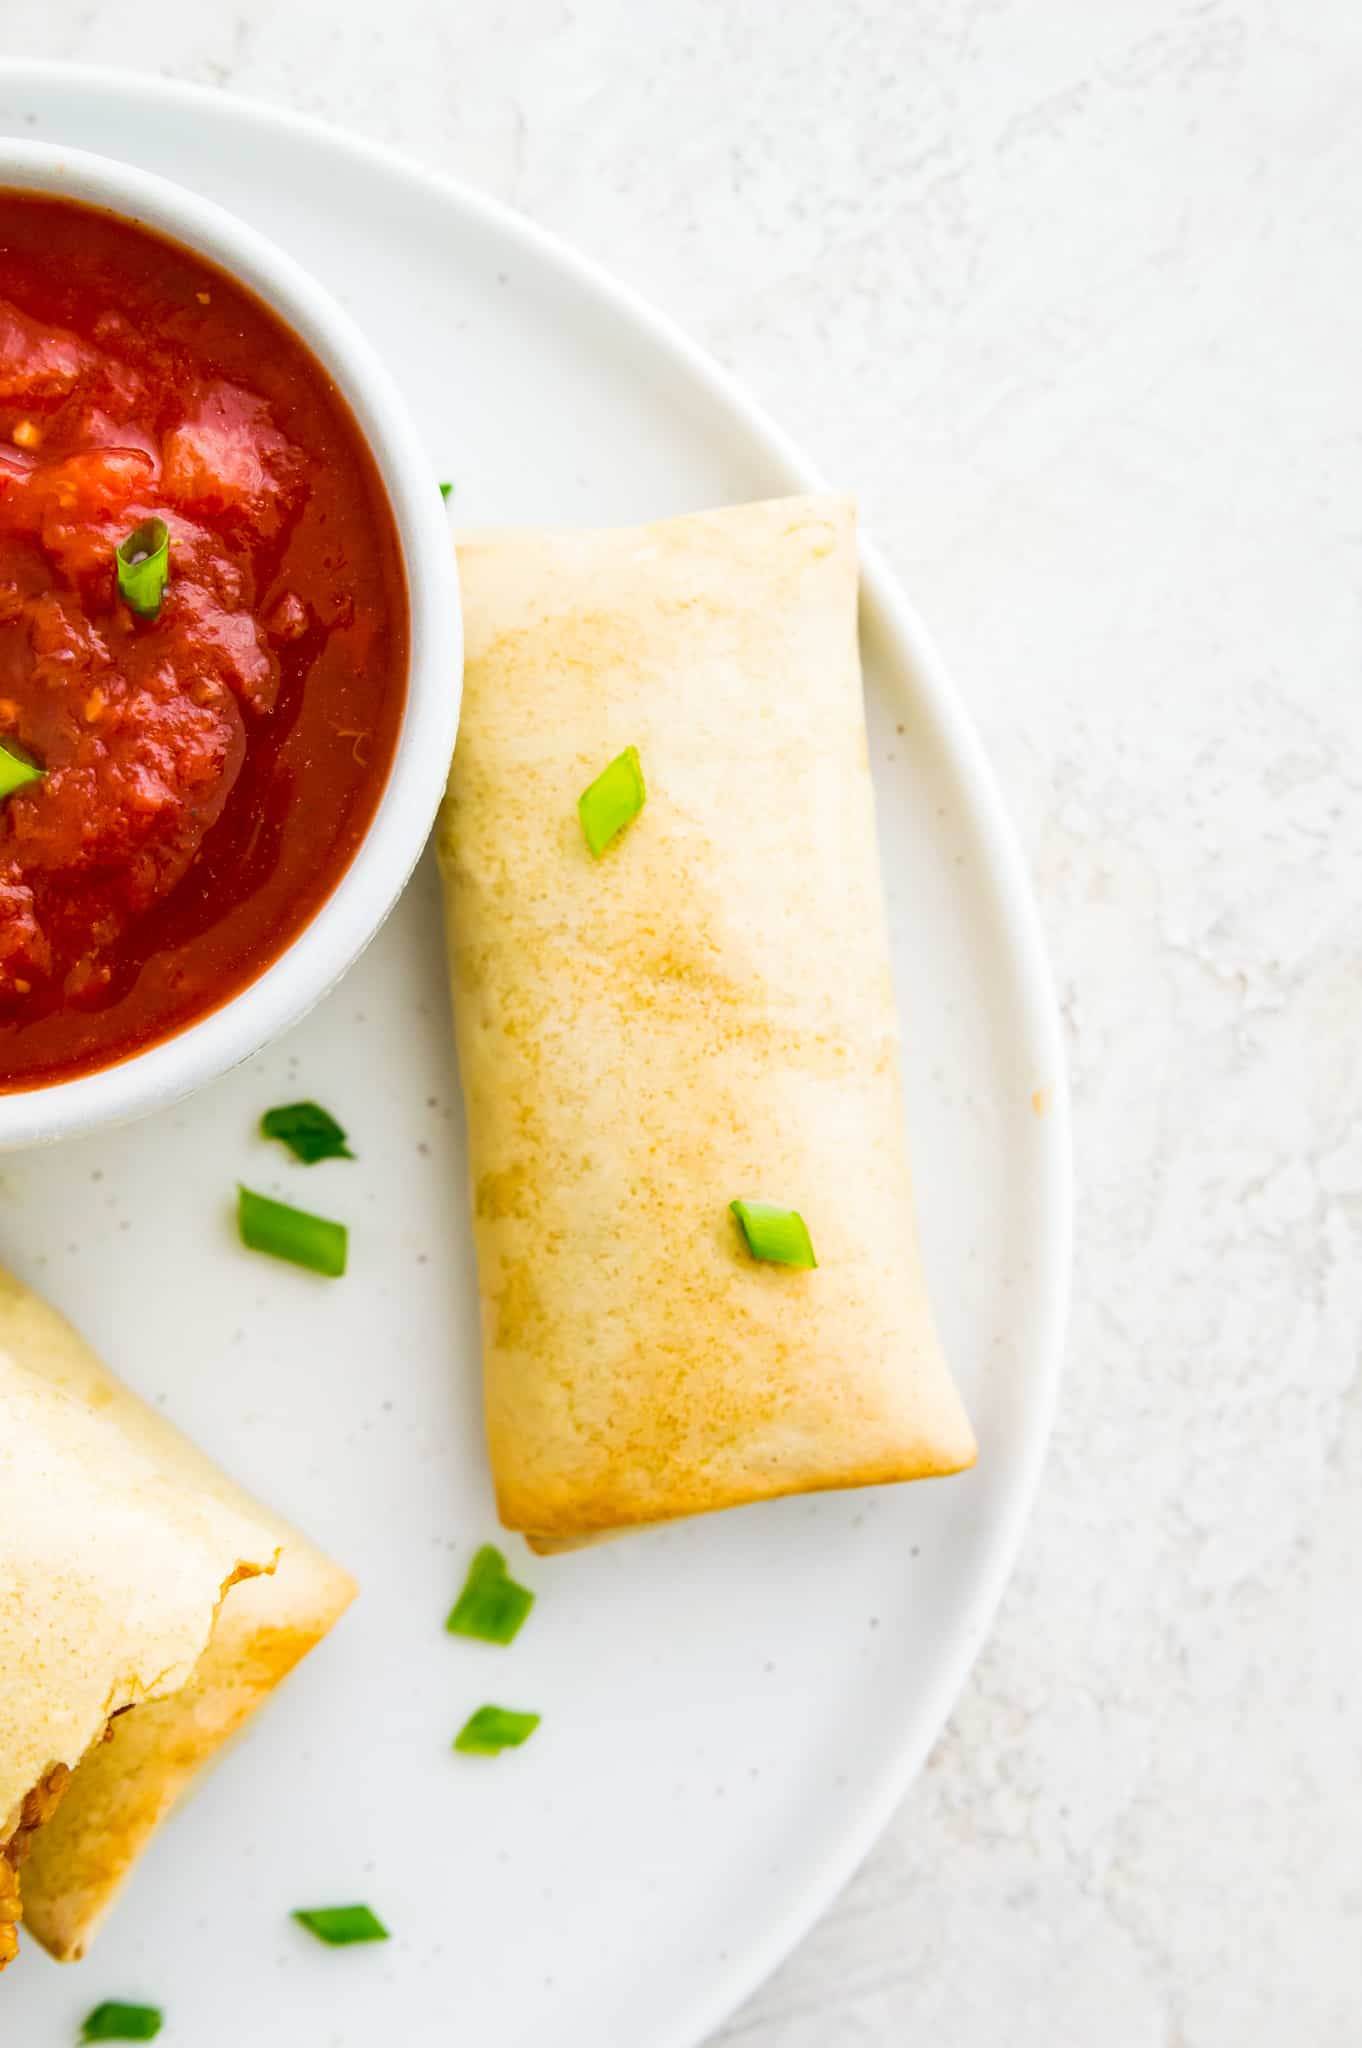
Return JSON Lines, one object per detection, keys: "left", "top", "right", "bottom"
{"left": 0, "top": 193, "right": 408, "bottom": 1089}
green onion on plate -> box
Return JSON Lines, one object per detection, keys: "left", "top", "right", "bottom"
{"left": 292, "top": 1905, "right": 389, "bottom": 1947}
{"left": 730, "top": 1199, "right": 817, "bottom": 1269}
{"left": 446, "top": 1544, "right": 535, "bottom": 1646}
{"left": 80, "top": 2004, "right": 163, "bottom": 2043}
{"left": 115, "top": 518, "right": 170, "bottom": 619}
{"left": 0, "top": 742, "right": 43, "bottom": 801}
{"left": 438, "top": 480, "right": 454, "bottom": 501}
{"left": 578, "top": 744, "right": 645, "bottom": 857}
{"left": 237, "top": 1186, "right": 348, "bottom": 1277}
{"left": 261, "top": 1101, "right": 354, "bottom": 1165}
{"left": 454, "top": 1705, "right": 541, "bottom": 1756}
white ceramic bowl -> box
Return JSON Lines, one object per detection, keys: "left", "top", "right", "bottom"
{"left": 0, "top": 139, "right": 461, "bottom": 1148}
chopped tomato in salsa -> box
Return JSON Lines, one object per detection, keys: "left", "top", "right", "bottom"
{"left": 0, "top": 194, "right": 408, "bottom": 1089}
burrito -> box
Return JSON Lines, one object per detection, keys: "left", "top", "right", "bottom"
{"left": 438, "top": 495, "right": 976, "bottom": 1551}
{"left": 0, "top": 1268, "right": 355, "bottom": 1967}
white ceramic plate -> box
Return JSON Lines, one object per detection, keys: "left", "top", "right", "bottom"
{"left": 0, "top": 64, "right": 1071, "bottom": 2048}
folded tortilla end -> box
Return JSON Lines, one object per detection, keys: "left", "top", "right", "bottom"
{"left": 508, "top": 1416, "right": 980, "bottom": 1554}
{"left": 20, "top": 1547, "right": 356, "bottom": 1964}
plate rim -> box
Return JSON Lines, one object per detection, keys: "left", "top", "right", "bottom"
{"left": 0, "top": 59, "right": 1074, "bottom": 2048}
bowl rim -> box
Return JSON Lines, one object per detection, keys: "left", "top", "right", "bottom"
{"left": 0, "top": 135, "right": 462, "bottom": 1148}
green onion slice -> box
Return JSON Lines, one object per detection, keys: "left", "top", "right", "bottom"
{"left": 115, "top": 518, "right": 170, "bottom": 618}
{"left": 237, "top": 1185, "right": 348, "bottom": 1278}
{"left": 292, "top": 1905, "right": 389, "bottom": 1946}
{"left": 81, "top": 2005, "right": 163, "bottom": 2043}
{"left": 454, "top": 1705, "right": 541, "bottom": 1756}
{"left": 261, "top": 1100, "right": 354, "bottom": 1165}
{"left": 0, "top": 741, "right": 43, "bottom": 800}
{"left": 446, "top": 1544, "right": 535, "bottom": 1646}
{"left": 578, "top": 744, "right": 645, "bottom": 857}
{"left": 438, "top": 480, "right": 454, "bottom": 501}
{"left": 730, "top": 1199, "right": 817, "bottom": 1269}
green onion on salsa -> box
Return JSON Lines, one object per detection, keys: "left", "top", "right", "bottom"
{"left": 446, "top": 1544, "right": 535, "bottom": 1645}
{"left": 579, "top": 744, "right": 646, "bottom": 857}
{"left": 730, "top": 1200, "right": 817, "bottom": 1269}
{"left": 80, "top": 2004, "right": 163, "bottom": 2042}
{"left": 261, "top": 1101, "right": 355, "bottom": 1165}
{"left": 237, "top": 1186, "right": 348, "bottom": 1277}
{"left": 454, "top": 1705, "right": 541, "bottom": 1756}
{"left": 292, "top": 1905, "right": 389, "bottom": 1946}
{"left": 115, "top": 518, "right": 170, "bottom": 619}
{"left": 0, "top": 742, "right": 43, "bottom": 801}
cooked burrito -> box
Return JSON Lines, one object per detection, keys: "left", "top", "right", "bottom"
{"left": 438, "top": 495, "right": 976, "bottom": 1551}
{"left": 0, "top": 1268, "right": 355, "bottom": 1966}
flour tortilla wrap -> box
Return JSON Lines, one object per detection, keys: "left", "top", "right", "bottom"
{"left": 0, "top": 1268, "right": 355, "bottom": 1965}
{"left": 439, "top": 495, "right": 976, "bottom": 1550}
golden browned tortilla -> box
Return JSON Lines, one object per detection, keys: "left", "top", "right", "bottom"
{"left": 0, "top": 1268, "right": 355, "bottom": 1965}
{"left": 438, "top": 494, "right": 976, "bottom": 1551}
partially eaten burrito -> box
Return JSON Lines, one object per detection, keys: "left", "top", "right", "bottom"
{"left": 0, "top": 1268, "right": 354, "bottom": 1967}
{"left": 439, "top": 495, "right": 976, "bottom": 1551}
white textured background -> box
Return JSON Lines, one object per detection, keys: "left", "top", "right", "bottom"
{"left": 10, "top": 4, "right": 1361, "bottom": 2042}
